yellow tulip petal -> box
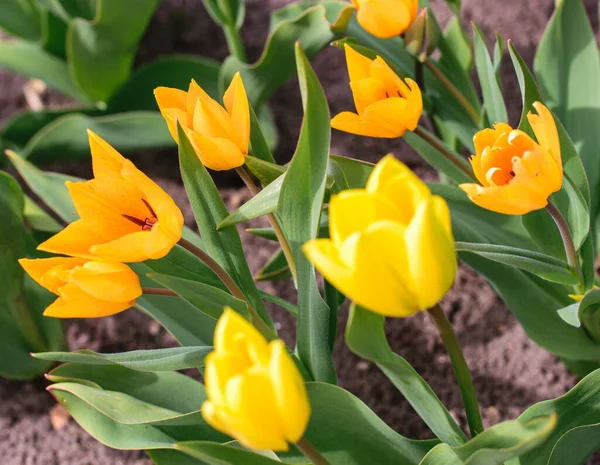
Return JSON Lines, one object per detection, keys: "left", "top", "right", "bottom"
{"left": 350, "top": 78, "right": 387, "bottom": 114}
{"left": 186, "top": 131, "right": 246, "bottom": 170}
{"left": 214, "top": 308, "right": 269, "bottom": 356}
{"left": 192, "top": 96, "right": 238, "bottom": 145}
{"left": 356, "top": 0, "right": 413, "bottom": 39}
{"left": 459, "top": 182, "right": 549, "bottom": 215}
{"left": 331, "top": 111, "right": 398, "bottom": 138}
{"left": 223, "top": 72, "right": 250, "bottom": 153}
{"left": 18, "top": 258, "right": 85, "bottom": 294}
{"left": 344, "top": 43, "right": 373, "bottom": 82}
{"left": 528, "top": 102, "right": 562, "bottom": 174}
{"left": 38, "top": 219, "right": 109, "bottom": 259}
{"left": 68, "top": 261, "right": 142, "bottom": 303}
{"left": 269, "top": 340, "right": 310, "bottom": 442}
{"left": 362, "top": 97, "right": 411, "bottom": 137}
{"left": 328, "top": 190, "right": 402, "bottom": 245}
{"left": 303, "top": 239, "right": 356, "bottom": 301}
{"left": 161, "top": 108, "right": 189, "bottom": 141}
{"left": 154, "top": 87, "right": 187, "bottom": 114}
{"left": 45, "top": 284, "right": 134, "bottom": 318}
{"left": 405, "top": 197, "right": 456, "bottom": 310}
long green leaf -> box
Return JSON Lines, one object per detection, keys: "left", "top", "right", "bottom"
{"left": 346, "top": 305, "right": 467, "bottom": 446}
{"left": 0, "top": 0, "right": 42, "bottom": 41}
{"left": 176, "top": 442, "right": 281, "bottom": 465}
{"left": 276, "top": 45, "right": 335, "bottom": 383}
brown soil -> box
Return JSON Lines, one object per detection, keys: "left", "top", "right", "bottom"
{"left": 1, "top": 0, "right": 600, "bottom": 463}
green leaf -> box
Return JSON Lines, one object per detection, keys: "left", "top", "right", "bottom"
{"left": 148, "top": 450, "right": 207, "bottom": 465}
{"left": 444, "top": 16, "right": 472, "bottom": 75}
{"left": 244, "top": 155, "right": 285, "bottom": 185}
{"left": 508, "top": 368, "right": 600, "bottom": 464}
{"left": 276, "top": 45, "right": 335, "bottom": 383}
{"left": 21, "top": 111, "right": 173, "bottom": 163}
{"left": 220, "top": 5, "right": 335, "bottom": 108}
{"left": 345, "top": 305, "right": 467, "bottom": 446}
{"left": 202, "top": 0, "right": 245, "bottom": 28}
{"left": 0, "top": 39, "right": 82, "bottom": 100}
{"left": 176, "top": 442, "right": 281, "bottom": 465}
{"left": 534, "top": 0, "right": 600, "bottom": 218}
{"left": 0, "top": 0, "right": 42, "bottom": 41}
{"left": 473, "top": 24, "right": 507, "bottom": 125}
{"left": 218, "top": 174, "right": 283, "bottom": 228}
{"left": 67, "top": 0, "right": 160, "bottom": 101}
{"left": 255, "top": 248, "right": 292, "bottom": 282}
{"left": 148, "top": 273, "right": 249, "bottom": 320}
{"left": 34, "top": 346, "right": 212, "bottom": 372}
{"left": 420, "top": 415, "right": 556, "bottom": 465}
{"left": 557, "top": 303, "right": 581, "bottom": 328}
{"left": 176, "top": 124, "right": 273, "bottom": 330}
{"left": 0, "top": 172, "right": 26, "bottom": 299}
{"left": 107, "top": 55, "right": 221, "bottom": 112}
{"left": 330, "top": 155, "right": 374, "bottom": 188}
{"left": 258, "top": 289, "right": 298, "bottom": 317}
{"left": 280, "top": 382, "right": 439, "bottom": 464}
{"left": 455, "top": 242, "right": 577, "bottom": 285}
{"left": 248, "top": 104, "right": 276, "bottom": 163}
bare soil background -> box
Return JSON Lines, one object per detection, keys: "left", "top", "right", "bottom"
{"left": 1, "top": 0, "right": 599, "bottom": 463}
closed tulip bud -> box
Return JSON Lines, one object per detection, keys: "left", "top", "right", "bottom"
{"left": 38, "top": 131, "right": 184, "bottom": 263}
{"left": 404, "top": 8, "right": 438, "bottom": 60}
{"left": 19, "top": 258, "right": 142, "bottom": 318}
{"left": 459, "top": 102, "right": 563, "bottom": 215}
{"left": 154, "top": 72, "right": 250, "bottom": 171}
{"left": 331, "top": 44, "right": 423, "bottom": 138}
{"left": 202, "top": 308, "right": 311, "bottom": 451}
{"left": 304, "top": 155, "right": 456, "bottom": 317}
{"left": 351, "top": 0, "right": 419, "bottom": 39}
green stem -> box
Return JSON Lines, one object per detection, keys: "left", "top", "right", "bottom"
{"left": 12, "top": 294, "right": 46, "bottom": 353}
{"left": 142, "top": 287, "right": 177, "bottom": 297}
{"left": 236, "top": 166, "right": 298, "bottom": 284}
{"left": 295, "top": 437, "right": 330, "bottom": 465}
{"left": 177, "top": 238, "right": 276, "bottom": 340}
{"left": 224, "top": 24, "right": 247, "bottom": 62}
{"left": 422, "top": 57, "right": 481, "bottom": 126}
{"left": 413, "top": 126, "right": 476, "bottom": 182}
{"left": 546, "top": 202, "right": 584, "bottom": 292}
{"left": 428, "top": 304, "right": 484, "bottom": 438}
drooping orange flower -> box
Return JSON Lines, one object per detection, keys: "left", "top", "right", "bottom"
{"left": 460, "top": 102, "right": 562, "bottom": 215}
{"left": 38, "top": 131, "right": 184, "bottom": 262}
{"left": 154, "top": 72, "right": 250, "bottom": 171}
{"left": 331, "top": 44, "right": 423, "bottom": 138}
{"left": 19, "top": 257, "right": 142, "bottom": 318}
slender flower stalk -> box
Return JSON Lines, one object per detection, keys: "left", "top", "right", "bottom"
{"left": 428, "top": 304, "right": 483, "bottom": 438}
{"left": 545, "top": 202, "right": 584, "bottom": 291}
{"left": 412, "top": 126, "right": 476, "bottom": 181}
{"left": 224, "top": 24, "right": 248, "bottom": 62}
{"left": 236, "top": 165, "right": 297, "bottom": 283}
{"left": 422, "top": 57, "right": 481, "bottom": 126}
{"left": 142, "top": 288, "right": 178, "bottom": 297}
{"left": 177, "top": 237, "right": 277, "bottom": 340}
{"left": 295, "top": 437, "right": 331, "bottom": 465}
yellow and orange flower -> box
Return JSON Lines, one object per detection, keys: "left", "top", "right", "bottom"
{"left": 19, "top": 257, "right": 142, "bottom": 318}
{"left": 460, "top": 102, "right": 562, "bottom": 215}
{"left": 351, "top": 0, "right": 419, "bottom": 39}
{"left": 154, "top": 73, "right": 250, "bottom": 171}
{"left": 38, "top": 130, "right": 184, "bottom": 262}
{"left": 331, "top": 44, "right": 422, "bottom": 138}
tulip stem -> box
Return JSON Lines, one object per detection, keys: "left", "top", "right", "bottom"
{"left": 428, "top": 304, "right": 484, "bottom": 438}
{"left": 295, "top": 437, "right": 330, "bottom": 465}
{"left": 422, "top": 57, "right": 481, "bottom": 126}
{"left": 236, "top": 166, "right": 298, "bottom": 284}
{"left": 546, "top": 202, "right": 584, "bottom": 291}
{"left": 413, "top": 126, "right": 476, "bottom": 181}
{"left": 224, "top": 24, "right": 247, "bottom": 62}
{"left": 142, "top": 287, "right": 178, "bottom": 297}
{"left": 177, "top": 237, "right": 277, "bottom": 340}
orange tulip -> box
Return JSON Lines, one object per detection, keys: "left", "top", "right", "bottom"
{"left": 351, "top": 0, "right": 419, "bottom": 39}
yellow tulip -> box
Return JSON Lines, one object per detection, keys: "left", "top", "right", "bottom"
{"left": 459, "top": 102, "right": 562, "bottom": 215}
{"left": 304, "top": 155, "right": 456, "bottom": 317}
{"left": 38, "top": 131, "right": 183, "bottom": 263}
{"left": 154, "top": 72, "right": 250, "bottom": 171}
{"left": 331, "top": 44, "right": 423, "bottom": 138}
{"left": 19, "top": 257, "right": 142, "bottom": 318}
{"left": 202, "top": 308, "right": 310, "bottom": 451}
{"left": 351, "top": 0, "right": 419, "bottom": 39}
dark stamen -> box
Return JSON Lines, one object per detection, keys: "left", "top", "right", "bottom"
{"left": 122, "top": 214, "right": 147, "bottom": 227}
{"left": 509, "top": 170, "right": 515, "bottom": 177}
{"left": 142, "top": 198, "right": 157, "bottom": 218}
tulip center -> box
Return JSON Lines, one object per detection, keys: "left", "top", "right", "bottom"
{"left": 122, "top": 199, "right": 158, "bottom": 231}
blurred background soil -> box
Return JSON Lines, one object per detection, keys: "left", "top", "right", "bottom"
{"left": 1, "top": 0, "right": 599, "bottom": 463}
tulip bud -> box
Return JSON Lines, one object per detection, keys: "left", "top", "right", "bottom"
{"left": 404, "top": 8, "right": 438, "bottom": 61}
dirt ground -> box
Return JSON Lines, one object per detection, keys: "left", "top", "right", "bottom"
{"left": 1, "top": 0, "right": 599, "bottom": 463}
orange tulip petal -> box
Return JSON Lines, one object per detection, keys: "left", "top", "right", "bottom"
{"left": 331, "top": 111, "right": 398, "bottom": 138}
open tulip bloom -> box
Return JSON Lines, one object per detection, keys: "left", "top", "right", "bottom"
{"left": 350, "top": 0, "right": 419, "bottom": 39}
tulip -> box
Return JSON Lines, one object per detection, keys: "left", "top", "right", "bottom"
{"left": 351, "top": 0, "right": 419, "bottom": 39}
{"left": 38, "top": 131, "right": 184, "bottom": 263}
{"left": 331, "top": 44, "right": 423, "bottom": 138}
{"left": 19, "top": 257, "right": 142, "bottom": 318}
{"left": 202, "top": 308, "right": 310, "bottom": 451}
{"left": 303, "top": 155, "right": 456, "bottom": 317}
{"left": 459, "top": 102, "right": 562, "bottom": 215}
{"left": 154, "top": 72, "right": 250, "bottom": 171}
